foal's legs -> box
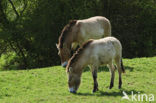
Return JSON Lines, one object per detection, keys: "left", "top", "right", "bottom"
{"left": 115, "top": 57, "right": 122, "bottom": 89}
{"left": 108, "top": 62, "right": 115, "bottom": 89}
{"left": 91, "top": 66, "right": 99, "bottom": 93}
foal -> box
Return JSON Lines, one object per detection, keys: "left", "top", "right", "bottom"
{"left": 66, "top": 37, "right": 125, "bottom": 93}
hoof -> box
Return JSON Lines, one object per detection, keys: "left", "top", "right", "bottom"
{"left": 109, "top": 85, "right": 114, "bottom": 89}
{"left": 92, "top": 88, "right": 99, "bottom": 93}
{"left": 118, "top": 85, "right": 122, "bottom": 89}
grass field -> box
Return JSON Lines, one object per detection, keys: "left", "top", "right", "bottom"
{"left": 0, "top": 57, "right": 156, "bottom": 103}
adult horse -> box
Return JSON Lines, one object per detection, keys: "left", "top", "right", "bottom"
{"left": 66, "top": 37, "right": 125, "bottom": 93}
{"left": 56, "top": 16, "right": 111, "bottom": 67}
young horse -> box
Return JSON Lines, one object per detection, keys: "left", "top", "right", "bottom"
{"left": 66, "top": 37, "right": 125, "bottom": 93}
{"left": 56, "top": 16, "right": 111, "bottom": 67}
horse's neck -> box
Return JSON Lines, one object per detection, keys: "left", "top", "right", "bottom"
{"left": 65, "top": 34, "right": 74, "bottom": 48}
{"left": 71, "top": 25, "right": 80, "bottom": 43}
{"left": 74, "top": 52, "right": 89, "bottom": 71}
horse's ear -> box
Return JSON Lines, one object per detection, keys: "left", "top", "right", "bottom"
{"left": 69, "top": 67, "right": 73, "bottom": 73}
{"left": 69, "top": 20, "right": 77, "bottom": 25}
{"left": 56, "top": 43, "right": 59, "bottom": 49}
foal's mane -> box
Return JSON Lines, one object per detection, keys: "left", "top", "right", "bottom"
{"left": 59, "top": 20, "right": 77, "bottom": 48}
{"left": 67, "top": 40, "right": 93, "bottom": 72}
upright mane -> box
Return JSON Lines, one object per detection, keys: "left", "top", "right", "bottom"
{"left": 59, "top": 20, "right": 77, "bottom": 48}
{"left": 67, "top": 39, "right": 93, "bottom": 72}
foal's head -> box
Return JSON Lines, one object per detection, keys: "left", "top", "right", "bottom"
{"left": 56, "top": 20, "right": 77, "bottom": 67}
{"left": 66, "top": 66, "right": 81, "bottom": 93}
{"left": 66, "top": 40, "right": 93, "bottom": 93}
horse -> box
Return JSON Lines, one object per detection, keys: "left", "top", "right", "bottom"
{"left": 66, "top": 37, "right": 125, "bottom": 93}
{"left": 56, "top": 16, "right": 111, "bottom": 67}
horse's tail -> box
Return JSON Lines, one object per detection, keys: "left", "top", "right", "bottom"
{"left": 121, "top": 59, "right": 125, "bottom": 73}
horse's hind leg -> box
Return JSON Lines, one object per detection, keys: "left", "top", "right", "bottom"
{"left": 91, "top": 66, "right": 99, "bottom": 93}
{"left": 115, "top": 56, "right": 122, "bottom": 89}
{"left": 108, "top": 62, "right": 115, "bottom": 89}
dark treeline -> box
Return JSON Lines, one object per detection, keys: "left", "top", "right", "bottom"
{"left": 0, "top": 0, "right": 156, "bottom": 70}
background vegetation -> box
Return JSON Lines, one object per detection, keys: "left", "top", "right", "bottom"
{"left": 0, "top": 0, "right": 156, "bottom": 70}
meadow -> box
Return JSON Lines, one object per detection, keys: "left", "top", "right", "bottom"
{"left": 0, "top": 57, "right": 155, "bottom": 103}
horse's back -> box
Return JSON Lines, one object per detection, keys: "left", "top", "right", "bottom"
{"left": 76, "top": 16, "right": 111, "bottom": 42}
{"left": 87, "top": 37, "right": 121, "bottom": 64}
{"left": 92, "top": 37, "right": 121, "bottom": 47}
{"left": 94, "top": 37, "right": 121, "bottom": 53}
{"left": 79, "top": 16, "right": 109, "bottom": 22}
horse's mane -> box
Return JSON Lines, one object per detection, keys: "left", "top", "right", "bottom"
{"left": 59, "top": 20, "right": 77, "bottom": 48}
{"left": 67, "top": 39, "right": 93, "bottom": 72}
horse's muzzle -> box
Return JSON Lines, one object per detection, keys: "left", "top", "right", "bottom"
{"left": 69, "top": 87, "right": 76, "bottom": 94}
{"left": 61, "top": 61, "right": 68, "bottom": 67}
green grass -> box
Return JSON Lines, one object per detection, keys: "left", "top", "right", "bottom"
{"left": 0, "top": 57, "right": 156, "bottom": 103}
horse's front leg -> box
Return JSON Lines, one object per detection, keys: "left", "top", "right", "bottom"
{"left": 92, "top": 68, "right": 99, "bottom": 93}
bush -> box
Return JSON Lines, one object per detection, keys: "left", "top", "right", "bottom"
{"left": 0, "top": 52, "right": 20, "bottom": 70}
{"left": 0, "top": 0, "right": 155, "bottom": 70}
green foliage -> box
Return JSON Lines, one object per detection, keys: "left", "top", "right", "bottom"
{"left": 0, "top": 52, "right": 20, "bottom": 70}
{"left": 0, "top": 57, "right": 156, "bottom": 103}
{"left": 0, "top": 0, "right": 156, "bottom": 69}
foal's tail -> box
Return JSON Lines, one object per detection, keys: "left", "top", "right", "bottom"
{"left": 121, "top": 59, "right": 125, "bottom": 73}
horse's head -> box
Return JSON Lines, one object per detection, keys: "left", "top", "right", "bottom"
{"left": 57, "top": 20, "right": 77, "bottom": 67}
{"left": 66, "top": 67, "right": 81, "bottom": 93}
{"left": 56, "top": 43, "right": 71, "bottom": 67}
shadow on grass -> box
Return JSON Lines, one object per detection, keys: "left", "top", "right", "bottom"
{"left": 76, "top": 88, "right": 144, "bottom": 97}
{"left": 83, "top": 66, "right": 134, "bottom": 72}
